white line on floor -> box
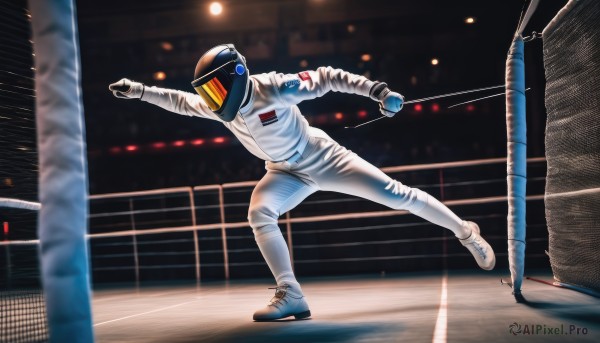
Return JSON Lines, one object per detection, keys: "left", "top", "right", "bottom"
{"left": 432, "top": 272, "right": 448, "bottom": 343}
{"left": 93, "top": 299, "right": 200, "bottom": 327}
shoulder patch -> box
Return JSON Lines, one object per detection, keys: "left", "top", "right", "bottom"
{"left": 298, "top": 71, "right": 311, "bottom": 81}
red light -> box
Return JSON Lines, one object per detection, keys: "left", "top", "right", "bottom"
{"left": 414, "top": 104, "right": 423, "bottom": 112}
{"left": 109, "top": 147, "right": 122, "bottom": 153}
{"left": 152, "top": 142, "right": 166, "bottom": 149}
{"left": 173, "top": 140, "right": 186, "bottom": 147}
{"left": 431, "top": 103, "right": 440, "bottom": 112}
{"left": 358, "top": 110, "right": 368, "bottom": 118}
{"left": 335, "top": 112, "right": 343, "bottom": 120}
{"left": 191, "top": 139, "right": 205, "bottom": 146}
{"left": 466, "top": 104, "right": 476, "bottom": 112}
{"left": 125, "top": 145, "right": 138, "bottom": 152}
{"left": 3, "top": 222, "right": 8, "bottom": 236}
{"left": 213, "top": 137, "right": 225, "bottom": 144}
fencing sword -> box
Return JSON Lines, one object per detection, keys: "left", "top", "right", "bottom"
{"left": 447, "top": 87, "right": 530, "bottom": 108}
{"left": 345, "top": 84, "right": 505, "bottom": 129}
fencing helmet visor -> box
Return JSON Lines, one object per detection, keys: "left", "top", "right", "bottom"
{"left": 191, "top": 44, "right": 249, "bottom": 122}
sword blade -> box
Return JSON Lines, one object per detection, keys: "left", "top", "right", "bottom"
{"left": 344, "top": 116, "right": 385, "bottom": 129}
{"left": 447, "top": 87, "right": 530, "bottom": 108}
{"left": 345, "top": 84, "right": 506, "bottom": 129}
{"left": 404, "top": 84, "right": 505, "bottom": 104}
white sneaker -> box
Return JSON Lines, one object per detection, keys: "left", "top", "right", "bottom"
{"left": 253, "top": 285, "right": 311, "bottom": 321}
{"left": 459, "top": 221, "right": 496, "bottom": 271}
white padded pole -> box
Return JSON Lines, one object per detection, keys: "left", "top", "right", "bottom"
{"left": 29, "top": 0, "right": 95, "bottom": 341}
{"left": 506, "top": 35, "right": 527, "bottom": 300}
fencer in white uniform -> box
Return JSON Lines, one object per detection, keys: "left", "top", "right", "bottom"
{"left": 109, "top": 44, "right": 496, "bottom": 321}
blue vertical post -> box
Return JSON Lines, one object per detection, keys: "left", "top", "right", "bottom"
{"left": 30, "top": 0, "right": 94, "bottom": 341}
{"left": 506, "top": 35, "right": 527, "bottom": 301}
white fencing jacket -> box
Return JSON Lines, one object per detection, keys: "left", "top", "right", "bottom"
{"left": 141, "top": 67, "right": 376, "bottom": 162}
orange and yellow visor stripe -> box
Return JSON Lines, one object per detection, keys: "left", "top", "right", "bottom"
{"left": 194, "top": 77, "right": 228, "bottom": 111}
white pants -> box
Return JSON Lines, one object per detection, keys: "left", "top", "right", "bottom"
{"left": 248, "top": 129, "right": 467, "bottom": 293}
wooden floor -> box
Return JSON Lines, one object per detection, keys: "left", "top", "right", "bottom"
{"left": 92, "top": 269, "right": 600, "bottom": 343}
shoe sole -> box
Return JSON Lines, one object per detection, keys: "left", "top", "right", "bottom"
{"left": 253, "top": 310, "right": 312, "bottom": 321}
{"left": 294, "top": 310, "right": 311, "bottom": 319}
{"left": 482, "top": 255, "right": 496, "bottom": 271}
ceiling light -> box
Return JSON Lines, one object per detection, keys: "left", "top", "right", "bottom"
{"left": 209, "top": 2, "right": 223, "bottom": 16}
{"left": 161, "top": 42, "right": 174, "bottom": 51}
{"left": 153, "top": 71, "right": 167, "bottom": 81}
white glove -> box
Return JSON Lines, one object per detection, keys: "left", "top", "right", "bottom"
{"left": 378, "top": 89, "right": 404, "bottom": 117}
{"left": 370, "top": 82, "right": 404, "bottom": 117}
{"left": 108, "top": 78, "right": 145, "bottom": 99}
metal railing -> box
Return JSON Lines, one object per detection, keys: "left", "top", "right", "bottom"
{"left": 85, "top": 157, "right": 548, "bottom": 285}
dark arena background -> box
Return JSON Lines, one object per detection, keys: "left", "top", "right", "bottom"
{"left": 1, "top": 0, "right": 599, "bottom": 342}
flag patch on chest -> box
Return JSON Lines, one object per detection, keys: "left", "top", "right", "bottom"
{"left": 259, "top": 110, "right": 278, "bottom": 126}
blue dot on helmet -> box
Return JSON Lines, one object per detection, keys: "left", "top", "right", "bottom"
{"left": 235, "top": 63, "right": 246, "bottom": 75}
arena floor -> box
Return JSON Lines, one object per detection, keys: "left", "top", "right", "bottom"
{"left": 91, "top": 269, "right": 599, "bottom": 343}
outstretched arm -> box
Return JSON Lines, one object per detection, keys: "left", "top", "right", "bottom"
{"left": 108, "top": 78, "right": 220, "bottom": 121}
{"left": 273, "top": 66, "right": 404, "bottom": 117}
